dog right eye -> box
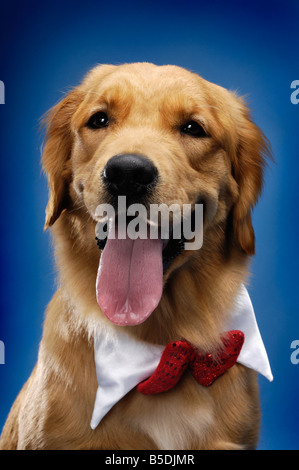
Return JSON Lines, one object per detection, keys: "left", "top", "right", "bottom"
{"left": 180, "top": 121, "right": 209, "bottom": 138}
{"left": 86, "top": 112, "right": 109, "bottom": 129}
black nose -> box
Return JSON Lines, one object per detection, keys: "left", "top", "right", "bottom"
{"left": 103, "top": 154, "right": 158, "bottom": 197}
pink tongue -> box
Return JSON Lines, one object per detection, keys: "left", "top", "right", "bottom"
{"left": 96, "top": 232, "right": 163, "bottom": 326}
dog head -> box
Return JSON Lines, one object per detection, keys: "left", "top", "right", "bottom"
{"left": 42, "top": 63, "right": 269, "bottom": 327}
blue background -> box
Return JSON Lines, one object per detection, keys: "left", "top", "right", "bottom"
{"left": 0, "top": 0, "right": 298, "bottom": 450}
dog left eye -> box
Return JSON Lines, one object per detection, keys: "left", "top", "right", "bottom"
{"left": 86, "top": 112, "right": 109, "bottom": 129}
{"left": 181, "top": 121, "right": 208, "bottom": 138}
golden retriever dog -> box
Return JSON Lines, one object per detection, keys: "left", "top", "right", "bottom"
{"left": 0, "top": 62, "right": 270, "bottom": 450}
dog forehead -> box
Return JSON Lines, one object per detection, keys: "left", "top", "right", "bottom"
{"left": 79, "top": 63, "right": 217, "bottom": 121}
{"left": 84, "top": 63, "right": 203, "bottom": 104}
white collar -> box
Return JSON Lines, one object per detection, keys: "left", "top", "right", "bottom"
{"left": 90, "top": 284, "right": 273, "bottom": 430}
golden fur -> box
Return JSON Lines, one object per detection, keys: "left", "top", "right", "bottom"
{"left": 0, "top": 63, "right": 269, "bottom": 450}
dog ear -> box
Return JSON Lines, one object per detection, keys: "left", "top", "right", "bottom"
{"left": 42, "top": 89, "right": 83, "bottom": 230}
{"left": 230, "top": 99, "right": 270, "bottom": 255}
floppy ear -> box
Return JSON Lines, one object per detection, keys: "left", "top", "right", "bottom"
{"left": 231, "top": 99, "right": 270, "bottom": 255}
{"left": 42, "top": 89, "right": 83, "bottom": 230}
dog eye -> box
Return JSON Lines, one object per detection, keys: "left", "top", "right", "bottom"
{"left": 86, "top": 112, "right": 109, "bottom": 129}
{"left": 181, "top": 121, "right": 208, "bottom": 138}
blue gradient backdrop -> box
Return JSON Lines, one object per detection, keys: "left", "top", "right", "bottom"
{"left": 0, "top": 0, "right": 298, "bottom": 450}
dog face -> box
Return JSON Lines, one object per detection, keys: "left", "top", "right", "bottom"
{"left": 42, "top": 63, "right": 268, "bottom": 326}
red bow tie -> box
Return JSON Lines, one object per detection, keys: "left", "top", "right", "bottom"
{"left": 137, "top": 330, "right": 244, "bottom": 394}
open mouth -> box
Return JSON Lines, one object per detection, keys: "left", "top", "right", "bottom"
{"left": 95, "top": 216, "right": 189, "bottom": 274}
{"left": 95, "top": 210, "right": 198, "bottom": 327}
